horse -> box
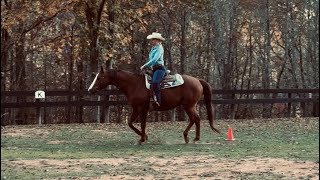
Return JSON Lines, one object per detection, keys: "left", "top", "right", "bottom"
{"left": 88, "top": 66, "right": 220, "bottom": 144}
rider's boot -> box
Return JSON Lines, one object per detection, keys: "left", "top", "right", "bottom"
{"left": 152, "top": 94, "right": 160, "bottom": 107}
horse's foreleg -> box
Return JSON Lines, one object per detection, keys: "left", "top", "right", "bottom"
{"left": 128, "top": 109, "right": 142, "bottom": 136}
{"left": 139, "top": 109, "right": 148, "bottom": 144}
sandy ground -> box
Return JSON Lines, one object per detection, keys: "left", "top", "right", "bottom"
{"left": 4, "top": 155, "right": 319, "bottom": 179}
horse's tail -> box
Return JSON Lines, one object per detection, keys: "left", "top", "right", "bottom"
{"left": 199, "top": 79, "right": 220, "bottom": 134}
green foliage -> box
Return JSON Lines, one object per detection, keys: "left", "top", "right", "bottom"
{"left": 1, "top": 0, "right": 319, "bottom": 123}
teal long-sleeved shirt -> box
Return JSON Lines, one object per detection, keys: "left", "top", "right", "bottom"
{"left": 142, "top": 43, "right": 164, "bottom": 68}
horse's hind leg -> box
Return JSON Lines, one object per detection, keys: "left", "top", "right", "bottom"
{"left": 183, "top": 106, "right": 196, "bottom": 144}
{"left": 183, "top": 120, "right": 194, "bottom": 144}
{"left": 193, "top": 112, "right": 201, "bottom": 142}
{"left": 184, "top": 106, "right": 201, "bottom": 143}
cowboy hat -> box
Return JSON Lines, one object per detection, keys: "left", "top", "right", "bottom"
{"left": 146, "top": 32, "right": 165, "bottom": 41}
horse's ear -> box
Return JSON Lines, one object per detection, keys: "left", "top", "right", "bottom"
{"left": 106, "top": 59, "right": 113, "bottom": 69}
{"left": 100, "top": 65, "right": 104, "bottom": 73}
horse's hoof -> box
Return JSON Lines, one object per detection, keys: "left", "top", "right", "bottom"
{"left": 193, "top": 137, "right": 200, "bottom": 143}
{"left": 193, "top": 139, "right": 200, "bottom": 144}
{"left": 184, "top": 137, "right": 189, "bottom": 144}
{"left": 138, "top": 139, "right": 146, "bottom": 145}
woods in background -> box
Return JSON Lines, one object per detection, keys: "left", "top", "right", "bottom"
{"left": 1, "top": 0, "right": 319, "bottom": 124}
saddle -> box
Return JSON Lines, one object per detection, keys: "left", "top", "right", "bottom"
{"left": 144, "top": 70, "right": 184, "bottom": 90}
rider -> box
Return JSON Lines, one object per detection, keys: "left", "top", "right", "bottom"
{"left": 140, "top": 32, "right": 166, "bottom": 107}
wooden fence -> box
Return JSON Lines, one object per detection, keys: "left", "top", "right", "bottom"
{"left": 1, "top": 88, "right": 319, "bottom": 125}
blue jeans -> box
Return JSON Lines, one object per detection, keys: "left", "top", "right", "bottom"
{"left": 152, "top": 67, "right": 166, "bottom": 104}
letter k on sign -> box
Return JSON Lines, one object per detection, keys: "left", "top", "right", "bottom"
{"left": 35, "top": 90, "right": 46, "bottom": 99}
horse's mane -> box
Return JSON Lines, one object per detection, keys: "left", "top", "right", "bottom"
{"left": 109, "top": 68, "right": 144, "bottom": 80}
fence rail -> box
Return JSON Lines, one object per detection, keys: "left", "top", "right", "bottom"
{"left": 1, "top": 89, "right": 319, "bottom": 108}
{"left": 2, "top": 88, "right": 318, "bottom": 96}
{"left": 1, "top": 98, "right": 319, "bottom": 109}
{"left": 1, "top": 88, "right": 319, "bottom": 125}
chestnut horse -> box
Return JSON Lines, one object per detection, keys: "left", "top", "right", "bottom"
{"left": 88, "top": 66, "right": 220, "bottom": 144}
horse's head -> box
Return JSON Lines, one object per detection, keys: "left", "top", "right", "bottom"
{"left": 88, "top": 66, "right": 113, "bottom": 94}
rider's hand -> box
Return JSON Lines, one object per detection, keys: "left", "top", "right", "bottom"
{"left": 140, "top": 65, "right": 145, "bottom": 70}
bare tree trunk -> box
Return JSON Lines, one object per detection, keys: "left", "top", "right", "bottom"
{"left": 205, "top": 12, "right": 213, "bottom": 83}
{"left": 14, "top": 34, "right": 28, "bottom": 125}
{"left": 211, "top": 1, "right": 226, "bottom": 118}
{"left": 262, "top": 0, "right": 272, "bottom": 118}
{"left": 76, "top": 60, "right": 84, "bottom": 123}
{"left": 157, "top": 9, "right": 175, "bottom": 121}
{"left": 103, "top": 59, "right": 114, "bottom": 123}
{"left": 177, "top": 9, "right": 189, "bottom": 121}
{"left": 66, "top": 25, "right": 75, "bottom": 124}
{"left": 1, "top": 28, "right": 10, "bottom": 125}
{"left": 311, "top": 0, "right": 319, "bottom": 87}
{"left": 221, "top": 1, "right": 238, "bottom": 119}
{"left": 85, "top": 0, "right": 107, "bottom": 123}
{"left": 101, "top": 0, "right": 115, "bottom": 123}
{"left": 179, "top": 9, "right": 187, "bottom": 74}
{"left": 247, "top": 32, "right": 254, "bottom": 119}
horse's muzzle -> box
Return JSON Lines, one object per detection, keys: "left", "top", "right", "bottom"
{"left": 88, "top": 88, "right": 97, "bottom": 94}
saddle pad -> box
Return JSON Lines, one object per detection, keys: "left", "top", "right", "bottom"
{"left": 145, "top": 74, "right": 184, "bottom": 90}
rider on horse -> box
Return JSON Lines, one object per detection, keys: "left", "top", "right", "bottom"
{"left": 140, "top": 32, "right": 166, "bottom": 107}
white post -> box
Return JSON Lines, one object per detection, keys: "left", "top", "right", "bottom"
{"left": 171, "top": 108, "right": 176, "bottom": 122}
{"left": 105, "top": 86, "right": 111, "bottom": 123}
{"left": 97, "top": 95, "right": 101, "bottom": 123}
{"left": 38, "top": 102, "right": 42, "bottom": 125}
{"left": 35, "top": 90, "right": 45, "bottom": 125}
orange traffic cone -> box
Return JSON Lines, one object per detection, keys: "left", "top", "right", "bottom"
{"left": 225, "top": 127, "right": 235, "bottom": 141}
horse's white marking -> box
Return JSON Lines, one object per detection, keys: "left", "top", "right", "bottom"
{"left": 88, "top": 73, "right": 99, "bottom": 91}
